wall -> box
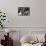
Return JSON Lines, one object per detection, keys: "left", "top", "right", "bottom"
{"left": 32, "top": 0, "right": 46, "bottom": 27}
{"left": 0, "top": 0, "right": 46, "bottom": 27}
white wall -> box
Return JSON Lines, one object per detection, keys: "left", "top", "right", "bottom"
{"left": 0, "top": 0, "right": 46, "bottom": 27}
{"left": 32, "top": 0, "right": 46, "bottom": 27}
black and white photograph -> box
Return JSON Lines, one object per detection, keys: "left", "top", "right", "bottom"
{"left": 18, "top": 7, "right": 30, "bottom": 16}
